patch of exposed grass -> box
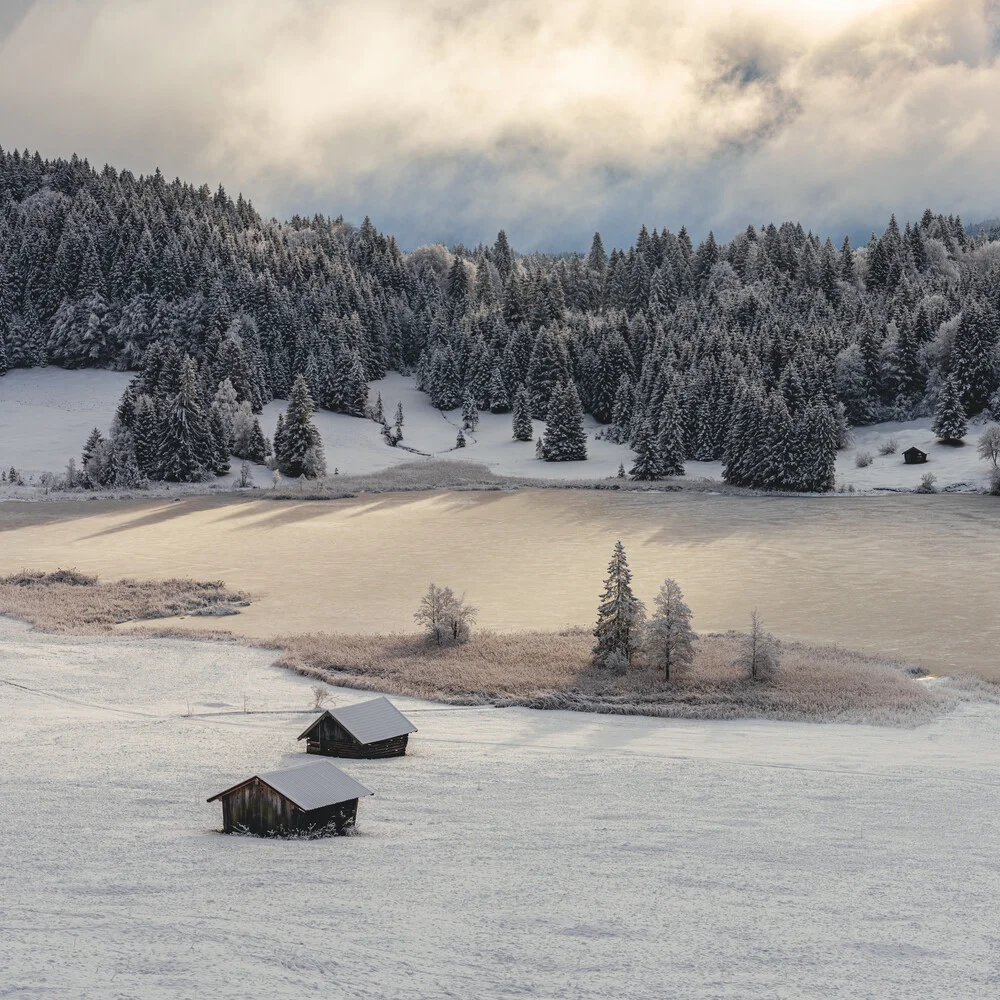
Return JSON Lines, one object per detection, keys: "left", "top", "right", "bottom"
{"left": 0, "top": 569, "right": 250, "bottom": 633}
{"left": 270, "top": 628, "right": 965, "bottom": 726}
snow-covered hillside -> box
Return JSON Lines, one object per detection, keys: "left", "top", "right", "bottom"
{"left": 1, "top": 368, "right": 996, "bottom": 492}
{"left": 2, "top": 618, "right": 998, "bottom": 998}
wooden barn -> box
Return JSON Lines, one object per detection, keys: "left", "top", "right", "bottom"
{"left": 207, "top": 759, "right": 373, "bottom": 836}
{"left": 903, "top": 446, "right": 928, "bottom": 465}
{"left": 298, "top": 696, "right": 417, "bottom": 759}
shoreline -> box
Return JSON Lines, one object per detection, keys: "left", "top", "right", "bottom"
{"left": 0, "top": 572, "right": 995, "bottom": 728}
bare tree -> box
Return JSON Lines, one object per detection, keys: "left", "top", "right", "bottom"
{"left": 739, "top": 609, "right": 780, "bottom": 681}
{"left": 646, "top": 578, "right": 696, "bottom": 680}
{"left": 415, "top": 583, "right": 477, "bottom": 646}
{"left": 311, "top": 685, "right": 332, "bottom": 710}
{"left": 977, "top": 425, "right": 1000, "bottom": 467}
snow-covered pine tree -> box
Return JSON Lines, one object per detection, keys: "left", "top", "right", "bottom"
{"left": 211, "top": 378, "right": 240, "bottom": 451}
{"left": 656, "top": 394, "right": 685, "bottom": 477}
{"left": 207, "top": 406, "right": 232, "bottom": 475}
{"left": 526, "top": 326, "right": 570, "bottom": 419}
{"left": 542, "top": 382, "right": 587, "bottom": 461}
{"left": 247, "top": 417, "right": 268, "bottom": 463}
{"left": 132, "top": 395, "right": 160, "bottom": 478}
{"left": 512, "top": 386, "right": 533, "bottom": 441}
{"left": 461, "top": 392, "right": 479, "bottom": 431}
{"left": 607, "top": 373, "right": 635, "bottom": 444}
{"left": 646, "top": 578, "right": 696, "bottom": 680}
{"left": 428, "top": 345, "right": 463, "bottom": 410}
{"left": 323, "top": 344, "right": 369, "bottom": 417}
{"left": 593, "top": 540, "right": 645, "bottom": 671}
{"left": 488, "top": 366, "right": 510, "bottom": 413}
{"left": 273, "top": 412, "right": 287, "bottom": 465}
{"left": 158, "top": 356, "right": 212, "bottom": 482}
{"left": 394, "top": 402, "right": 405, "bottom": 441}
{"left": 932, "top": 375, "right": 967, "bottom": 444}
{"left": 276, "top": 374, "right": 325, "bottom": 478}
{"left": 629, "top": 417, "right": 661, "bottom": 480}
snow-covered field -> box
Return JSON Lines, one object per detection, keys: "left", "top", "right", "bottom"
{"left": 1, "top": 367, "right": 996, "bottom": 491}
{"left": 3, "top": 617, "right": 999, "bottom": 999}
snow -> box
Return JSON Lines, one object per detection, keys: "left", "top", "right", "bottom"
{"left": 2, "top": 368, "right": 997, "bottom": 492}
{"left": 0, "top": 368, "right": 132, "bottom": 478}
{"left": 3, "top": 616, "right": 999, "bottom": 998}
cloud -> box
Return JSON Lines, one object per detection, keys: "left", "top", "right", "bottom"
{"left": 0, "top": 0, "right": 997, "bottom": 249}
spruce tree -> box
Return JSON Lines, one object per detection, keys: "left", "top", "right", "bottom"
{"left": 276, "top": 374, "right": 325, "bottom": 478}
{"left": 656, "top": 395, "right": 685, "bottom": 477}
{"left": 488, "top": 367, "right": 510, "bottom": 413}
{"left": 461, "top": 392, "right": 479, "bottom": 431}
{"left": 526, "top": 327, "right": 569, "bottom": 419}
{"left": 629, "top": 418, "right": 662, "bottom": 480}
{"left": 158, "top": 356, "right": 212, "bottom": 482}
{"left": 593, "top": 540, "right": 645, "bottom": 670}
{"left": 932, "top": 376, "right": 967, "bottom": 444}
{"left": 247, "top": 418, "right": 268, "bottom": 464}
{"left": 132, "top": 395, "right": 160, "bottom": 478}
{"left": 543, "top": 382, "right": 587, "bottom": 461}
{"left": 512, "top": 387, "right": 533, "bottom": 441}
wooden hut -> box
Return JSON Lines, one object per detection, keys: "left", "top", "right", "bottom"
{"left": 903, "top": 446, "right": 928, "bottom": 465}
{"left": 297, "top": 696, "right": 417, "bottom": 759}
{"left": 207, "top": 759, "right": 373, "bottom": 836}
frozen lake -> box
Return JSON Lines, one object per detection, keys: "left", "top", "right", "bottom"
{"left": 2, "top": 619, "right": 998, "bottom": 999}
{"left": 0, "top": 489, "right": 998, "bottom": 678}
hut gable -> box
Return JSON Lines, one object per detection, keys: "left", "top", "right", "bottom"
{"left": 298, "top": 697, "right": 417, "bottom": 759}
{"left": 903, "top": 446, "right": 928, "bottom": 464}
{"left": 208, "top": 759, "right": 373, "bottom": 835}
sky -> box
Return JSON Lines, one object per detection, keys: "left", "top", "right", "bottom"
{"left": 0, "top": 0, "right": 997, "bottom": 251}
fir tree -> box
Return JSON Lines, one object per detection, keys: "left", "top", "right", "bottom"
{"left": 461, "top": 393, "right": 479, "bottom": 432}
{"left": 512, "top": 387, "right": 533, "bottom": 441}
{"left": 488, "top": 367, "right": 510, "bottom": 413}
{"left": 542, "top": 382, "right": 587, "bottom": 461}
{"left": 158, "top": 356, "right": 212, "bottom": 482}
{"left": 393, "top": 401, "right": 404, "bottom": 442}
{"left": 593, "top": 540, "right": 645, "bottom": 670}
{"left": 276, "top": 374, "right": 325, "bottom": 478}
{"left": 629, "top": 418, "right": 662, "bottom": 481}
{"left": 656, "top": 395, "right": 685, "bottom": 477}
{"left": 932, "top": 376, "right": 967, "bottom": 444}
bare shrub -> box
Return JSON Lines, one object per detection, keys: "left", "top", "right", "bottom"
{"left": 311, "top": 685, "right": 332, "bottom": 709}
{"left": 855, "top": 451, "right": 873, "bottom": 468}
{"left": 877, "top": 438, "right": 898, "bottom": 456}
{"left": 915, "top": 472, "right": 937, "bottom": 494}
{"left": 0, "top": 572, "right": 249, "bottom": 633}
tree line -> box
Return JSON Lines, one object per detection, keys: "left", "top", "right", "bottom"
{"left": 1, "top": 148, "right": 999, "bottom": 490}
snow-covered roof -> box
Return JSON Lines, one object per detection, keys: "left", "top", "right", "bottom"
{"left": 297, "top": 697, "right": 417, "bottom": 745}
{"left": 208, "top": 759, "right": 373, "bottom": 811}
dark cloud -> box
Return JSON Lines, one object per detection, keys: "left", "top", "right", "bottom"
{"left": 0, "top": 0, "right": 996, "bottom": 250}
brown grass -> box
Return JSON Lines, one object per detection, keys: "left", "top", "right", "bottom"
{"left": 271, "top": 627, "right": 967, "bottom": 726}
{"left": 0, "top": 569, "right": 250, "bottom": 633}
{"left": 2, "top": 570, "right": 990, "bottom": 725}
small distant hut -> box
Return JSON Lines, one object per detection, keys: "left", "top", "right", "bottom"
{"left": 903, "top": 446, "right": 928, "bottom": 465}
{"left": 207, "top": 759, "right": 373, "bottom": 836}
{"left": 298, "top": 696, "right": 417, "bottom": 759}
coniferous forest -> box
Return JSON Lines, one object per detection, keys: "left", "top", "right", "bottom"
{"left": 1, "top": 147, "right": 999, "bottom": 491}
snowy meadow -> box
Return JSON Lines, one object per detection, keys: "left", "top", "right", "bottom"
{"left": 3, "top": 619, "right": 999, "bottom": 1000}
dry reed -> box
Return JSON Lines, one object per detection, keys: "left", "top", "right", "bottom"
{"left": 271, "top": 627, "right": 965, "bottom": 726}
{"left": 0, "top": 569, "right": 249, "bottom": 633}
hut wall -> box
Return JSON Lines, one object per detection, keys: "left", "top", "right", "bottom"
{"left": 306, "top": 733, "right": 409, "bottom": 759}
{"left": 220, "top": 778, "right": 301, "bottom": 835}
{"left": 302, "top": 798, "right": 359, "bottom": 834}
